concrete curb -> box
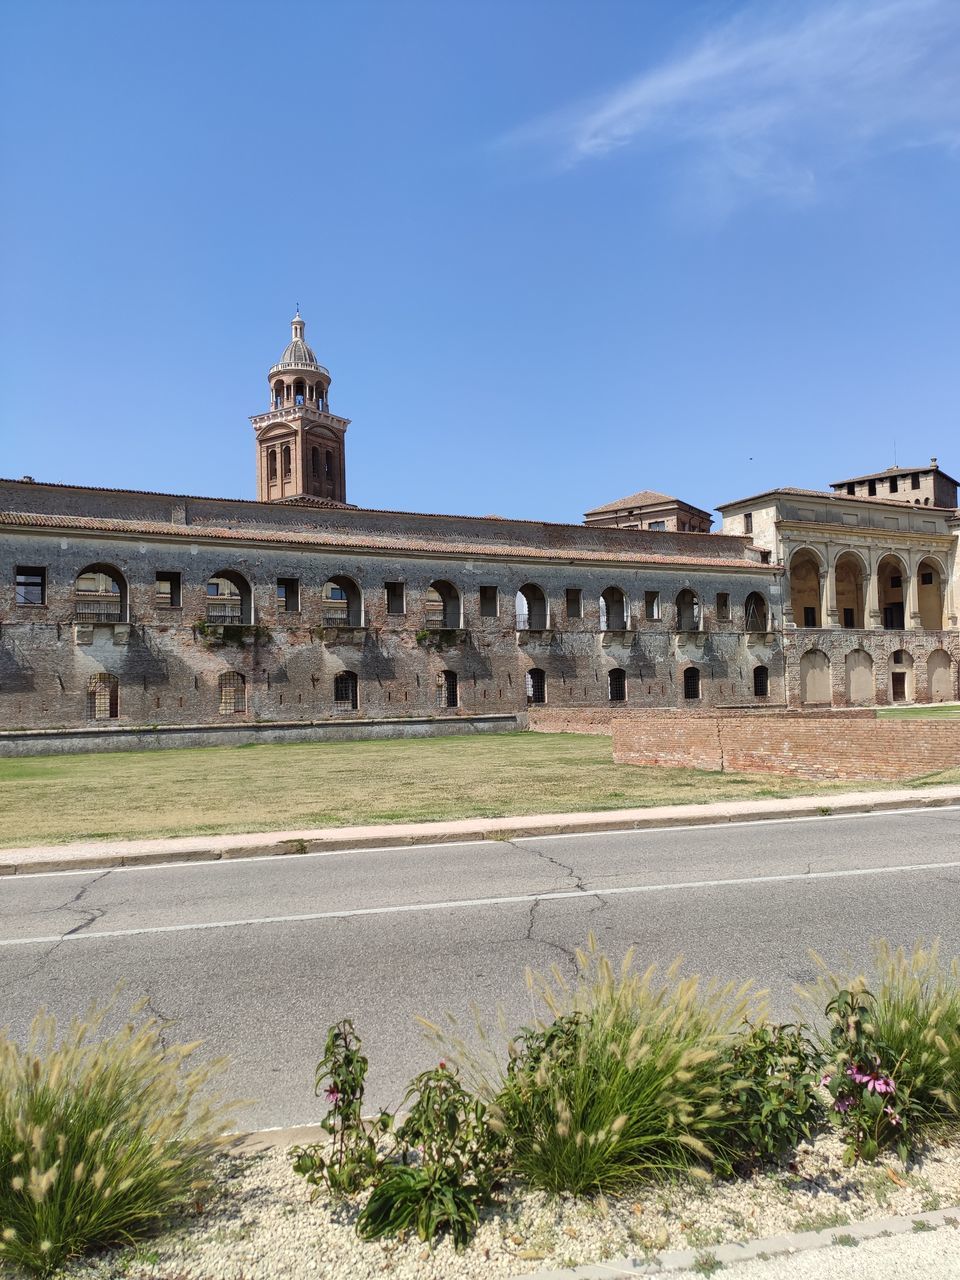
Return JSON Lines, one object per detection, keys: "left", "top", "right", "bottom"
{"left": 220, "top": 1125, "right": 959, "bottom": 1278}
{"left": 516, "top": 1205, "right": 960, "bottom": 1277}
{"left": 2, "top": 785, "right": 960, "bottom": 875}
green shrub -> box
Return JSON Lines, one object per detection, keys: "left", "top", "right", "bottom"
{"left": 291, "top": 1019, "right": 391, "bottom": 1198}
{"left": 722, "top": 1023, "right": 824, "bottom": 1171}
{"left": 802, "top": 941, "right": 960, "bottom": 1130}
{"left": 0, "top": 995, "right": 234, "bottom": 1275}
{"left": 427, "top": 936, "right": 765, "bottom": 1195}
{"left": 357, "top": 1061, "right": 505, "bottom": 1250}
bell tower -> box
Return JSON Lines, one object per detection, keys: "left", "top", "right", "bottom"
{"left": 250, "top": 312, "right": 351, "bottom": 503}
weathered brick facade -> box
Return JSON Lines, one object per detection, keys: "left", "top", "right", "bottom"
{"left": 1, "top": 317, "right": 957, "bottom": 753}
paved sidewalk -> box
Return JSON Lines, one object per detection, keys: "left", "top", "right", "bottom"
{"left": 3, "top": 784, "right": 959, "bottom": 875}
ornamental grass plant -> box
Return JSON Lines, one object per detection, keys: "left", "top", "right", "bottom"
{"left": 0, "top": 995, "right": 237, "bottom": 1275}
{"left": 424, "top": 935, "right": 766, "bottom": 1195}
{"left": 800, "top": 940, "right": 960, "bottom": 1131}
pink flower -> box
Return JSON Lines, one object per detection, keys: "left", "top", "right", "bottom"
{"left": 324, "top": 1085, "right": 341, "bottom": 1106}
{"left": 820, "top": 1073, "right": 832, "bottom": 1087}
{"left": 438, "top": 1060, "right": 447, "bottom": 1070}
{"left": 884, "top": 1106, "right": 902, "bottom": 1126}
{"left": 834, "top": 1095, "right": 854, "bottom": 1113}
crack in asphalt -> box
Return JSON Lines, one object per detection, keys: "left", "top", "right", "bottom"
{"left": 0, "top": 869, "right": 112, "bottom": 990}
{"left": 140, "top": 987, "right": 174, "bottom": 1051}
{"left": 512, "top": 841, "right": 606, "bottom": 976}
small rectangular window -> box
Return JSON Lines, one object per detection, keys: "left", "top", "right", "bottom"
{"left": 759, "top": 550, "right": 771, "bottom": 564}
{"left": 644, "top": 591, "right": 661, "bottom": 621}
{"left": 479, "top": 585, "right": 498, "bottom": 617}
{"left": 911, "top": 472, "right": 920, "bottom": 490}
{"left": 920, "top": 571, "right": 934, "bottom": 586}
{"left": 843, "top": 608, "right": 855, "bottom": 628}
{"left": 565, "top": 588, "right": 582, "bottom": 620}
{"left": 648, "top": 520, "right": 666, "bottom": 531}
{"left": 155, "top": 572, "right": 181, "bottom": 608}
{"left": 803, "top": 606, "right": 818, "bottom": 627}
{"left": 743, "top": 513, "right": 753, "bottom": 534}
{"left": 716, "top": 592, "right": 730, "bottom": 621}
{"left": 868, "top": 480, "right": 877, "bottom": 496}
{"left": 277, "top": 577, "right": 300, "bottom": 612}
{"left": 15, "top": 566, "right": 46, "bottom": 606}
{"left": 890, "top": 574, "right": 902, "bottom": 589}
{"left": 889, "top": 476, "right": 899, "bottom": 493}
{"left": 385, "top": 581, "right": 406, "bottom": 615}
{"left": 846, "top": 483, "right": 855, "bottom": 495}
{"left": 753, "top": 666, "right": 769, "bottom": 697}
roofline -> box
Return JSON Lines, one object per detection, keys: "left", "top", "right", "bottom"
{"left": 829, "top": 466, "right": 960, "bottom": 487}
{"left": 715, "top": 487, "right": 959, "bottom": 514}
{"left": 0, "top": 477, "right": 746, "bottom": 542}
{"left": 0, "top": 511, "right": 776, "bottom": 573}
{"left": 584, "top": 498, "right": 714, "bottom": 518}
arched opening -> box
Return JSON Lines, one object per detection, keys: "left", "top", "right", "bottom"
{"left": 799, "top": 649, "right": 831, "bottom": 705}
{"left": 516, "top": 583, "right": 548, "bottom": 630}
{"left": 789, "top": 550, "right": 823, "bottom": 628}
{"left": 600, "top": 586, "right": 628, "bottom": 631}
{"left": 86, "top": 672, "right": 119, "bottom": 720}
{"left": 206, "top": 570, "right": 253, "bottom": 624}
{"left": 281, "top": 443, "right": 292, "bottom": 479}
{"left": 917, "top": 557, "right": 945, "bottom": 630}
{"left": 835, "top": 553, "right": 866, "bottom": 629}
{"left": 438, "top": 669, "right": 458, "bottom": 709}
{"left": 753, "top": 665, "right": 769, "bottom": 698}
{"left": 267, "top": 448, "right": 278, "bottom": 483}
{"left": 333, "top": 670, "right": 359, "bottom": 711}
{"left": 294, "top": 379, "right": 305, "bottom": 406}
{"left": 425, "top": 580, "right": 461, "bottom": 629}
{"left": 877, "top": 555, "right": 907, "bottom": 630}
{"left": 74, "top": 564, "right": 128, "bottom": 623}
{"left": 744, "top": 591, "right": 768, "bottom": 633}
{"left": 844, "top": 649, "right": 874, "bottom": 705}
{"left": 683, "top": 666, "right": 701, "bottom": 700}
{"left": 928, "top": 649, "right": 954, "bottom": 703}
{"left": 888, "top": 649, "right": 914, "bottom": 703}
{"left": 525, "top": 668, "right": 546, "bottom": 705}
{"left": 608, "top": 668, "right": 627, "bottom": 702}
{"left": 218, "top": 671, "right": 247, "bottom": 714}
{"left": 315, "top": 382, "right": 326, "bottom": 410}
{"left": 675, "top": 589, "right": 700, "bottom": 632}
{"left": 322, "top": 575, "right": 363, "bottom": 627}
{"left": 273, "top": 381, "right": 285, "bottom": 410}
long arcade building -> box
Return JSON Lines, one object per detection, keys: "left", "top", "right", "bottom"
{"left": 1, "top": 314, "right": 958, "bottom": 741}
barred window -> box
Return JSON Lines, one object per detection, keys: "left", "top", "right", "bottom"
{"left": 87, "top": 673, "right": 119, "bottom": 720}
{"left": 334, "top": 671, "right": 358, "bottom": 710}
{"left": 219, "top": 671, "right": 246, "bottom": 714}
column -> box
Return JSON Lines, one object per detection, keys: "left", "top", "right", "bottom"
{"left": 824, "top": 548, "right": 839, "bottom": 628}
{"left": 865, "top": 552, "right": 881, "bottom": 628}
{"left": 818, "top": 570, "right": 828, "bottom": 629}
{"left": 905, "top": 555, "right": 921, "bottom": 629}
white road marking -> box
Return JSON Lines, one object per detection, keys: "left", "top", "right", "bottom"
{"left": 2, "top": 858, "right": 959, "bottom": 948}
{"left": 6, "top": 803, "right": 960, "bottom": 880}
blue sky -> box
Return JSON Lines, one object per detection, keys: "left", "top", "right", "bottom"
{"left": 1, "top": 0, "right": 958, "bottom": 524}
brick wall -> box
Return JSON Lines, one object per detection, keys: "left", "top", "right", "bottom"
{"left": 612, "top": 710, "right": 960, "bottom": 781}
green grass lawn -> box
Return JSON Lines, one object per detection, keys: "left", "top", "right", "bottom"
{"left": 2, "top": 731, "right": 950, "bottom": 850}
{"left": 877, "top": 702, "right": 960, "bottom": 719}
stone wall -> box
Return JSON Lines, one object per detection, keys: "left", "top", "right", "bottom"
{"left": 0, "top": 713, "right": 521, "bottom": 758}
{"left": 612, "top": 709, "right": 960, "bottom": 781}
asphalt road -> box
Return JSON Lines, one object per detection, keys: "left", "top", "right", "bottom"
{"left": 2, "top": 806, "right": 959, "bottom": 1130}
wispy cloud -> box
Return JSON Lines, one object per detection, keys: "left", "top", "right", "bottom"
{"left": 503, "top": 0, "right": 960, "bottom": 206}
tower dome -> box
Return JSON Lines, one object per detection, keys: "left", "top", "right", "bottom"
{"left": 271, "top": 312, "right": 326, "bottom": 374}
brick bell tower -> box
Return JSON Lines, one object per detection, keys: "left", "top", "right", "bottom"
{"left": 250, "top": 311, "right": 351, "bottom": 503}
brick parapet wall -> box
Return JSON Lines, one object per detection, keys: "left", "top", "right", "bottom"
{"left": 612, "top": 711, "right": 960, "bottom": 781}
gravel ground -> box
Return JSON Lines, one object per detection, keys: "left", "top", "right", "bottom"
{"left": 58, "top": 1131, "right": 960, "bottom": 1280}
